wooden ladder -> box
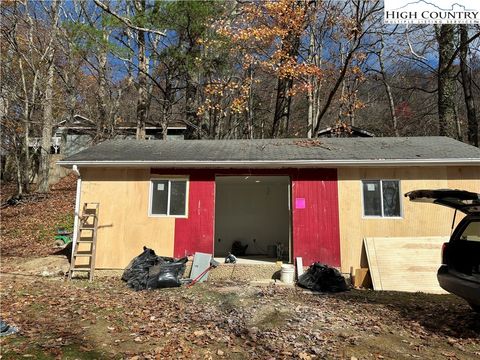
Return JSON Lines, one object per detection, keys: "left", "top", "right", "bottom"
{"left": 68, "top": 203, "right": 99, "bottom": 281}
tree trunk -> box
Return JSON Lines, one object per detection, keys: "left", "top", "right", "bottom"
{"left": 135, "top": 0, "right": 147, "bottom": 140}
{"left": 378, "top": 38, "right": 399, "bottom": 137}
{"left": 185, "top": 79, "right": 199, "bottom": 139}
{"left": 247, "top": 66, "right": 254, "bottom": 139}
{"left": 18, "top": 58, "right": 30, "bottom": 194}
{"left": 37, "top": 0, "right": 59, "bottom": 193}
{"left": 161, "top": 77, "right": 173, "bottom": 141}
{"left": 272, "top": 76, "right": 295, "bottom": 138}
{"left": 37, "top": 60, "right": 54, "bottom": 193}
{"left": 271, "top": 27, "right": 300, "bottom": 138}
{"left": 96, "top": 32, "right": 109, "bottom": 142}
{"left": 437, "top": 25, "right": 457, "bottom": 138}
{"left": 459, "top": 25, "right": 478, "bottom": 146}
{"left": 307, "top": 23, "right": 322, "bottom": 139}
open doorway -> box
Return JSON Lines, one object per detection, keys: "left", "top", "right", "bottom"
{"left": 214, "top": 175, "right": 291, "bottom": 263}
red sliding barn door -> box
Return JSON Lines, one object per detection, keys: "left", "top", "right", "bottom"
{"left": 291, "top": 169, "right": 340, "bottom": 267}
{"left": 173, "top": 172, "right": 215, "bottom": 257}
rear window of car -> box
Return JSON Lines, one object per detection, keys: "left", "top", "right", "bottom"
{"left": 459, "top": 220, "right": 480, "bottom": 242}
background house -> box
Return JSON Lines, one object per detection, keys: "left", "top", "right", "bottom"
{"left": 59, "top": 137, "right": 480, "bottom": 275}
{"left": 28, "top": 115, "right": 188, "bottom": 158}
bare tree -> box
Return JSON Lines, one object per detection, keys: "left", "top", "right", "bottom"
{"left": 459, "top": 25, "right": 478, "bottom": 146}
{"left": 311, "top": 0, "right": 383, "bottom": 136}
{"left": 37, "top": 0, "right": 60, "bottom": 193}
{"left": 377, "top": 35, "right": 399, "bottom": 137}
{"left": 436, "top": 25, "right": 458, "bottom": 138}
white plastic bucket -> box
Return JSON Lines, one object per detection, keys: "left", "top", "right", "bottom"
{"left": 280, "top": 264, "right": 295, "bottom": 284}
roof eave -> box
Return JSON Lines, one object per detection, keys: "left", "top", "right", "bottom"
{"left": 57, "top": 158, "right": 480, "bottom": 169}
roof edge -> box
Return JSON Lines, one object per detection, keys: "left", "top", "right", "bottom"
{"left": 57, "top": 158, "right": 480, "bottom": 169}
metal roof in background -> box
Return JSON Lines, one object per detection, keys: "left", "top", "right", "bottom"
{"left": 58, "top": 137, "right": 480, "bottom": 168}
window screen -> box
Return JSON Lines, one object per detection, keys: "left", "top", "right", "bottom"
{"left": 169, "top": 181, "right": 187, "bottom": 216}
{"left": 362, "top": 180, "right": 401, "bottom": 217}
{"left": 362, "top": 180, "right": 382, "bottom": 216}
{"left": 382, "top": 181, "right": 400, "bottom": 217}
{"left": 150, "top": 179, "right": 187, "bottom": 216}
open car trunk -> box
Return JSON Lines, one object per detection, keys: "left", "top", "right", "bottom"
{"left": 405, "top": 189, "right": 480, "bottom": 282}
{"left": 404, "top": 189, "right": 480, "bottom": 214}
{"left": 446, "top": 217, "right": 480, "bottom": 283}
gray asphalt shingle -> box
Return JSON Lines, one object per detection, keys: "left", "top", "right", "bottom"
{"left": 58, "top": 137, "right": 480, "bottom": 165}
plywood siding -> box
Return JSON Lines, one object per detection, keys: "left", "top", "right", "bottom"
{"left": 80, "top": 168, "right": 175, "bottom": 269}
{"left": 447, "top": 166, "right": 480, "bottom": 191}
{"left": 338, "top": 166, "right": 480, "bottom": 273}
{"left": 292, "top": 169, "right": 340, "bottom": 267}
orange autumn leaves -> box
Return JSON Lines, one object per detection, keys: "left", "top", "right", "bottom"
{"left": 198, "top": 0, "right": 322, "bottom": 119}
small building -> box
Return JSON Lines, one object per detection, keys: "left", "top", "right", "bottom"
{"left": 58, "top": 137, "right": 480, "bottom": 274}
{"left": 38, "top": 115, "right": 187, "bottom": 157}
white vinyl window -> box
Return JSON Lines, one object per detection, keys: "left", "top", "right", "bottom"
{"left": 149, "top": 178, "right": 188, "bottom": 217}
{"left": 362, "top": 180, "right": 401, "bottom": 218}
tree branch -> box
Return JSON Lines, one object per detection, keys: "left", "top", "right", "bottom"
{"left": 440, "top": 30, "right": 480, "bottom": 75}
{"left": 93, "top": 0, "right": 166, "bottom": 36}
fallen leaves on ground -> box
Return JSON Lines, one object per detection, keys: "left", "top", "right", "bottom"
{"left": 0, "top": 174, "right": 76, "bottom": 257}
{"left": 0, "top": 273, "right": 479, "bottom": 359}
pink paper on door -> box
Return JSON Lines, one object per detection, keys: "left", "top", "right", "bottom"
{"left": 295, "top": 198, "right": 305, "bottom": 209}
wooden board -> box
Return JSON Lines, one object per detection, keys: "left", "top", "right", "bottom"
{"left": 296, "top": 257, "right": 304, "bottom": 279}
{"left": 364, "top": 237, "right": 449, "bottom": 294}
{"left": 353, "top": 268, "right": 371, "bottom": 288}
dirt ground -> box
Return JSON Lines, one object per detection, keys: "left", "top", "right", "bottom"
{"left": 1, "top": 266, "right": 479, "bottom": 360}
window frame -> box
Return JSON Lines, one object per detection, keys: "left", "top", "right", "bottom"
{"left": 148, "top": 176, "right": 189, "bottom": 218}
{"left": 361, "top": 179, "right": 403, "bottom": 219}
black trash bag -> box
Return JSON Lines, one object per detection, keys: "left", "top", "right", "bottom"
{"left": 297, "top": 263, "right": 348, "bottom": 292}
{"left": 122, "top": 247, "right": 159, "bottom": 291}
{"left": 122, "top": 247, "right": 189, "bottom": 291}
{"left": 146, "top": 257, "right": 188, "bottom": 289}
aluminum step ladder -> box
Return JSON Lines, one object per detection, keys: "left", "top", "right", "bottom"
{"left": 68, "top": 203, "right": 99, "bottom": 281}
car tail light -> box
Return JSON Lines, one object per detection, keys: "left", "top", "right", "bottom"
{"left": 441, "top": 242, "right": 448, "bottom": 265}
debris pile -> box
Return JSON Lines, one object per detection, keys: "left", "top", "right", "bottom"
{"left": 122, "top": 247, "right": 187, "bottom": 291}
{"left": 297, "top": 262, "right": 348, "bottom": 292}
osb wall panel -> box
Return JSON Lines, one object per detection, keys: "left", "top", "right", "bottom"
{"left": 80, "top": 168, "right": 175, "bottom": 269}
{"left": 337, "top": 166, "right": 480, "bottom": 273}
{"left": 447, "top": 166, "right": 480, "bottom": 191}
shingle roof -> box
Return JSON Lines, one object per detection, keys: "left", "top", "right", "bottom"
{"left": 58, "top": 137, "right": 480, "bottom": 168}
